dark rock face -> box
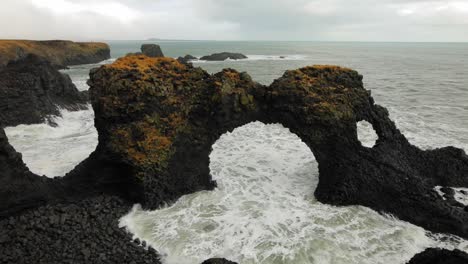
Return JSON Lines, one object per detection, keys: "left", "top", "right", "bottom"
{"left": 407, "top": 248, "right": 468, "bottom": 264}
{"left": 141, "top": 44, "right": 164, "bottom": 57}
{"left": 0, "top": 195, "right": 161, "bottom": 264}
{"left": 81, "top": 56, "right": 468, "bottom": 240}
{"left": 201, "top": 258, "right": 238, "bottom": 264}
{"left": 0, "top": 54, "right": 88, "bottom": 127}
{"left": 0, "top": 40, "right": 110, "bottom": 68}
{"left": 200, "top": 52, "right": 247, "bottom": 61}
{"left": 177, "top": 54, "right": 197, "bottom": 64}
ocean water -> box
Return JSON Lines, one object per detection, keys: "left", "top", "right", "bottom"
{"left": 4, "top": 41, "right": 468, "bottom": 263}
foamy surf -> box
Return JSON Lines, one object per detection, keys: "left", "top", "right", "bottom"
{"left": 4, "top": 106, "right": 98, "bottom": 177}
{"left": 119, "top": 122, "right": 468, "bottom": 264}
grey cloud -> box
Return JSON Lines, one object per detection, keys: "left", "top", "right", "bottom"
{"left": 0, "top": 0, "right": 467, "bottom": 41}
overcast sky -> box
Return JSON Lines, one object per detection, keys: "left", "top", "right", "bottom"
{"left": 1, "top": 0, "right": 467, "bottom": 42}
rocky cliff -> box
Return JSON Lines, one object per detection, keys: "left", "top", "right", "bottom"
{"left": 0, "top": 54, "right": 88, "bottom": 127}
{"left": 0, "top": 40, "right": 110, "bottom": 68}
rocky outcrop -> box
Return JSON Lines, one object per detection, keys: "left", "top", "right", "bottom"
{"left": 0, "top": 40, "right": 110, "bottom": 68}
{"left": 78, "top": 56, "right": 468, "bottom": 240}
{"left": 141, "top": 44, "right": 164, "bottom": 57}
{"left": 177, "top": 54, "right": 197, "bottom": 64}
{"left": 201, "top": 258, "right": 238, "bottom": 264}
{"left": 407, "top": 248, "right": 468, "bottom": 264}
{"left": 200, "top": 52, "right": 247, "bottom": 61}
{"left": 0, "top": 54, "right": 88, "bottom": 127}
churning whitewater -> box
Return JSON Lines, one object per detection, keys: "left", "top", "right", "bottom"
{"left": 119, "top": 122, "right": 468, "bottom": 264}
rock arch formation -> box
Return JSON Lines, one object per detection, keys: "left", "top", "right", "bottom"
{"left": 1, "top": 55, "right": 468, "bottom": 241}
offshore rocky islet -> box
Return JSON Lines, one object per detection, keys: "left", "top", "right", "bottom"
{"left": 0, "top": 53, "right": 468, "bottom": 263}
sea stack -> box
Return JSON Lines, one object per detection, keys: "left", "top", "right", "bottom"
{"left": 141, "top": 44, "right": 164, "bottom": 57}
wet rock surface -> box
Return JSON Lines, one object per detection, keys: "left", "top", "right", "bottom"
{"left": 407, "top": 248, "right": 468, "bottom": 264}
{"left": 0, "top": 196, "right": 161, "bottom": 264}
{"left": 0, "top": 54, "right": 88, "bottom": 127}
{"left": 200, "top": 52, "right": 247, "bottom": 61}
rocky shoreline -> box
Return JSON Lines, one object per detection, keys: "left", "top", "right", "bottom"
{"left": 0, "top": 196, "right": 162, "bottom": 264}
{"left": 1, "top": 51, "right": 468, "bottom": 263}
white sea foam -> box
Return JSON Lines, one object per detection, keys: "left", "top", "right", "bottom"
{"left": 119, "top": 122, "right": 468, "bottom": 264}
{"left": 357, "top": 121, "right": 378, "bottom": 148}
{"left": 4, "top": 107, "right": 97, "bottom": 177}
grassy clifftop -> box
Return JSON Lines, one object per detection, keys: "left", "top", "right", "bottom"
{"left": 0, "top": 40, "right": 110, "bottom": 68}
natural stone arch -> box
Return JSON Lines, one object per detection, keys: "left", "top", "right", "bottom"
{"left": 83, "top": 57, "right": 373, "bottom": 206}
{"left": 75, "top": 56, "right": 468, "bottom": 239}
{"left": 2, "top": 55, "right": 468, "bottom": 241}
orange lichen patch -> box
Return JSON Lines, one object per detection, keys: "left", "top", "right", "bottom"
{"left": 106, "top": 55, "right": 186, "bottom": 73}
{"left": 309, "top": 65, "right": 353, "bottom": 72}
{"left": 110, "top": 121, "right": 173, "bottom": 168}
{"left": 222, "top": 69, "right": 241, "bottom": 81}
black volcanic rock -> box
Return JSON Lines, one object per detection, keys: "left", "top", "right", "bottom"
{"left": 0, "top": 195, "right": 162, "bottom": 264}
{"left": 141, "top": 44, "right": 164, "bottom": 57}
{"left": 200, "top": 52, "right": 247, "bottom": 61}
{"left": 0, "top": 54, "right": 88, "bottom": 127}
{"left": 407, "top": 248, "right": 468, "bottom": 264}
{"left": 201, "top": 258, "right": 238, "bottom": 264}
{"left": 0, "top": 127, "right": 64, "bottom": 217}
{"left": 177, "top": 54, "right": 197, "bottom": 64}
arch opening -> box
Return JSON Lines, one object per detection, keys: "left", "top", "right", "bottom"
{"left": 4, "top": 107, "right": 98, "bottom": 177}
{"left": 119, "top": 121, "right": 433, "bottom": 264}
{"left": 357, "top": 120, "right": 378, "bottom": 148}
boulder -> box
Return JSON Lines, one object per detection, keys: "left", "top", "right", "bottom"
{"left": 177, "top": 54, "right": 197, "bottom": 64}
{"left": 0, "top": 54, "right": 88, "bottom": 127}
{"left": 407, "top": 248, "right": 468, "bottom": 264}
{"left": 0, "top": 40, "right": 110, "bottom": 68}
{"left": 141, "top": 44, "right": 164, "bottom": 57}
{"left": 200, "top": 52, "right": 247, "bottom": 61}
